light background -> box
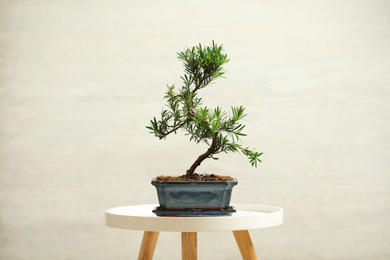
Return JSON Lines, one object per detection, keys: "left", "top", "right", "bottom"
{"left": 1, "top": 0, "right": 389, "bottom": 259}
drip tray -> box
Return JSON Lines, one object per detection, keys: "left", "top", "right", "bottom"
{"left": 153, "top": 206, "right": 236, "bottom": 217}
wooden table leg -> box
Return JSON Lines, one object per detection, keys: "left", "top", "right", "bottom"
{"left": 181, "top": 232, "right": 197, "bottom": 260}
{"left": 138, "top": 231, "right": 159, "bottom": 260}
{"left": 233, "top": 230, "right": 258, "bottom": 260}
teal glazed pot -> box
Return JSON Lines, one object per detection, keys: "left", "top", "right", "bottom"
{"left": 151, "top": 178, "right": 238, "bottom": 210}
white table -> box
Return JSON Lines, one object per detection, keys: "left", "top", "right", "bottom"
{"left": 105, "top": 204, "right": 283, "bottom": 260}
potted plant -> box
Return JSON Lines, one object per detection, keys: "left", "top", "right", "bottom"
{"left": 147, "top": 41, "right": 262, "bottom": 216}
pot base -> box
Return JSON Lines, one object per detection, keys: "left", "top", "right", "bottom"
{"left": 152, "top": 206, "right": 236, "bottom": 217}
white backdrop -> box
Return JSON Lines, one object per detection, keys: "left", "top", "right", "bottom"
{"left": 1, "top": 1, "right": 389, "bottom": 259}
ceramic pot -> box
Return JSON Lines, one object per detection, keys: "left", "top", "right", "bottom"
{"left": 151, "top": 178, "right": 238, "bottom": 212}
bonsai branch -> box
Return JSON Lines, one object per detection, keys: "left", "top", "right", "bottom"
{"left": 192, "top": 74, "right": 207, "bottom": 94}
{"left": 186, "top": 132, "right": 219, "bottom": 177}
{"left": 158, "top": 121, "right": 187, "bottom": 139}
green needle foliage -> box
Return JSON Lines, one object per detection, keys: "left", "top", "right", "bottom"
{"left": 147, "top": 41, "right": 262, "bottom": 177}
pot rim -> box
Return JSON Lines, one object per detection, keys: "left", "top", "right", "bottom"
{"left": 151, "top": 177, "right": 238, "bottom": 185}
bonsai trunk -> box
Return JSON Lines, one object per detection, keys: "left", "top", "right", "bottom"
{"left": 186, "top": 132, "right": 219, "bottom": 177}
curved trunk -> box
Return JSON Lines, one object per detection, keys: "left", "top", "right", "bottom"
{"left": 186, "top": 132, "right": 219, "bottom": 177}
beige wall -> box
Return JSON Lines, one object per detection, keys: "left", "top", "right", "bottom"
{"left": 1, "top": 0, "right": 389, "bottom": 259}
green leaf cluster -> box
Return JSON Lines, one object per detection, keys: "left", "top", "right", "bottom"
{"left": 147, "top": 41, "right": 262, "bottom": 174}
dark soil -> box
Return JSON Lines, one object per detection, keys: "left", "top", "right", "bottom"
{"left": 156, "top": 173, "right": 234, "bottom": 182}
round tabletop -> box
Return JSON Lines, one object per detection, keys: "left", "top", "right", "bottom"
{"left": 105, "top": 204, "right": 283, "bottom": 232}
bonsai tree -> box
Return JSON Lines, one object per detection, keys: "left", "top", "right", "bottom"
{"left": 147, "top": 41, "right": 262, "bottom": 180}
